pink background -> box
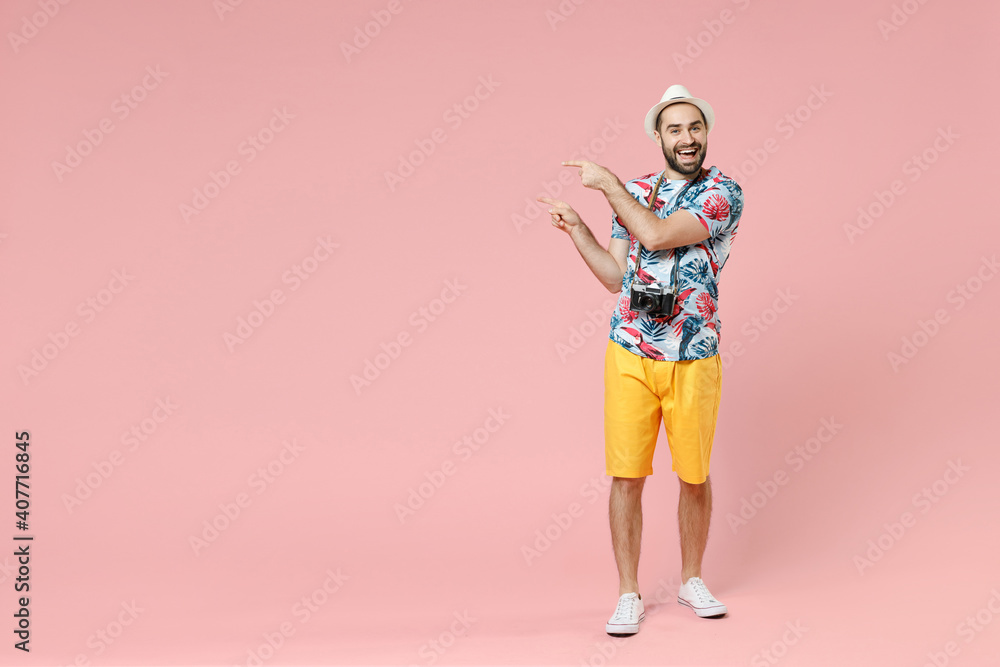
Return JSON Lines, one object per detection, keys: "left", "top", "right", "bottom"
{"left": 2, "top": 0, "right": 999, "bottom": 665}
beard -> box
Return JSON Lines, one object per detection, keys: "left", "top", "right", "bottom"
{"left": 662, "top": 141, "right": 706, "bottom": 176}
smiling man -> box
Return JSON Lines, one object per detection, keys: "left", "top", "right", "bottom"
{"left": 539, "top": 85, "right": 744, "bottom": 636}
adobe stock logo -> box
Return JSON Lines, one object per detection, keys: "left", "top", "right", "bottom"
{"left": 718, "top": 288, "right": 798, "bottom": 370}
{"left": 853, "top": 459, "right": 970, "bottom": 575}
{"left": 350, "top": 278, "right": 467, "bottom": 395}
{"left": 521, "top": 475, "right": 610, "bottom": 566}
{"left": 213, "top": 0, "right": 246, "bottom": 21}
{"left": 412, "top": 610, "right": 476, "bottom": 666}
{"left": 71, "top": 601, "right": 144, "bottom": 663}
{"left": 62, "top": 397, "right": 179, "bottom": 513}
{"left": 844, "top": 127, "right": 958, "bottom": 244}
{"left": 7, "top": 0, "right": 72, "bottom": 54}
{"left": 726, "top": 417, "right": 842, "bottom": 534}
{"left": 671, "top": 0, "right": 753, "bottom": 71}
{"left": 554, "top": 294, "right": 618, "bottom": 363}
{"left": 511, "top": 117, "right": 626, "bottom": 234}
{"left": 921, "top": 589, "right": 1000, "bottom": 667}
{"left": 234, "top": 567, "right": 349, "bottom": 667}
{"left": 189, "top": 439, "right": 307, "bottom": 556}
{"left": 51, "top": 66, "right": 169, "bottom": 182}
{"left": 877, "top": 0, "right": 932, "bottom": 40}
{"left": 223, "top": 236, "right": 339, "bottom": 352}
{"left": 17, "top": 268, "right": 135, "bottom": 385}
{"left": 384, "top": 76, "right": 501, "bottom": 192}
{"left": 727, "top": 86, "right": 832, "bottom": 185}
{"left": 340, "top": 0, "right": 414, "bottom": 63}
{"left": 543, "top": 0, "right": 586, "bottom": 30}
{"left": 180, "top": 107, "right": 295, "bottom": 222}
{"left": 750, "top": 620, "right": 809, "bottom": 667}
{"left": 887, "top": 254, "right": 997, "bottom": 372}
{"left": 394, "top": 408, "right": 511, "bottom": 524}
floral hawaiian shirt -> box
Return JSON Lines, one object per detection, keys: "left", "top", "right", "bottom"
{"left": 609, "top": 165, "right": 744, "bottom": 361}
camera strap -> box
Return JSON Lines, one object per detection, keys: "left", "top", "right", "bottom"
{"left": 633, "top": 170, "right": 704, "bottom": 291}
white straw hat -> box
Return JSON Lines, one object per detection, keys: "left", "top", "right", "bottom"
{"left": 644, "top": 84, "right": 715, "bottom": 142}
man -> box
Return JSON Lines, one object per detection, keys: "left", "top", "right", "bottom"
{"left": 538, "top": 85, "right": 744, "bottom": 636}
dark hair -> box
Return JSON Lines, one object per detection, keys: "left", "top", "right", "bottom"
{"left": 656, "top": 103, "right": 707, "bottom": 135}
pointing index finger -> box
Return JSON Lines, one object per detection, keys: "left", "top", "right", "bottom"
{"left": 562, "top": 160, "right": 586, "bottom": 167}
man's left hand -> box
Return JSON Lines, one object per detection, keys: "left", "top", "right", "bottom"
{"left": 562, "top": 160, "right": 620, "bottom": 193}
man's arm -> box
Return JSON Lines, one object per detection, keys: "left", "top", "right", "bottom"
{"left": 562, "top": 160, "right": 711, "bottom": 251}
{"left": 604, "top": 182, "right": 711, "bottom": 251}
{"left": 567, "top": 227, "right": 628, "bottom": 293}
{"left": 539, "top": 195, "right": 628, "bottom": 293}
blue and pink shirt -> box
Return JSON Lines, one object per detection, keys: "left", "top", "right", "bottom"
{"left": 609, "top": 165, "right": 744, "bottom": 361}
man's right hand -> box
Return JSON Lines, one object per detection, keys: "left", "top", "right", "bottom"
{"left": 538, "top": 196, "right": 584, "bottom": 236}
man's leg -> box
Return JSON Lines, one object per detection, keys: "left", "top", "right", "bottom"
{"left": 666, "top": 355, "right": 726, "bottom": 616}
{"left": 603, "top": 339, "right": 659, "bottom": 636}
{"left": 678, "top": 474, "right": 712, "bottom": 582}
{"left": 610, "top": 475, "right": 646, "bottom": 596}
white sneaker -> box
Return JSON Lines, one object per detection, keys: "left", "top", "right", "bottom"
{"left": 606, "top": 592, "right": 644, "bottom": 635}
{"left": 677, "top": 577, "right": 727, "bottom": 617}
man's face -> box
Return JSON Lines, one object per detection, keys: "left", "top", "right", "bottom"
{"left": 654, "top": 103, "right": 708, "bottom": 177}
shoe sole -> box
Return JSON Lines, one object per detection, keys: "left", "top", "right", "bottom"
{"left": 606, "top": 611, "right": 645, "bottom": 635}
{"left": 677, "top": 598, "right": 727, "bottom": 618}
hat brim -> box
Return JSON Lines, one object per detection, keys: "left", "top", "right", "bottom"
{"left": 644, "top": 97, "right": 715, "bottom": 142}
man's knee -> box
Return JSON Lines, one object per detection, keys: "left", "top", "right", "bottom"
{"left": 613, "top": 475, "right": 646, "bottom": 483}
{"left": 612, "top": 475, "right": 646, "bottom": 492}
{"left": 678, "top": 474, "right": 710, "bottom": 492}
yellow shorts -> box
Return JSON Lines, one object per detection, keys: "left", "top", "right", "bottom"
{"left": 604, "top": 338, "right": 722, "bottom": 483}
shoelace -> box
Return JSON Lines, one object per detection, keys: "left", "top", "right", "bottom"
{"left": 688, "top": 578, "right": 716, "bottom": 603}
{"left": 613, "top": 595, "right": 637, "bottom": 620}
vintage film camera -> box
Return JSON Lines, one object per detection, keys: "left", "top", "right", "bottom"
{"left": 629, "top": 275, "right": 676, "bottom": 318}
